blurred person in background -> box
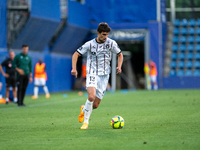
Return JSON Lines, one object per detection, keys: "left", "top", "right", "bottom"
{"left": 144, "top": 62, "right": 151, "bottom": 90}
{"left": 0, "top": 51, "right": 17, "bottom": 104}
{"left": 32, "top": 59, "right": 50, "bottom": 99}
{"left": 12, "top": 44, "right": 32, "bottom": 107}
{"left": 149, "top": 59, "right": 158, "bottom": 90}
{"left": 81, "top": 58, "right": 87, "bottom": 90}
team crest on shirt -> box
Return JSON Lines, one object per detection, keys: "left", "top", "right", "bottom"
{"left": 8, "top": 62, "right": 12, "bottom": 67}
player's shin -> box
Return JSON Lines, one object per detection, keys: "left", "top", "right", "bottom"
{"left": 83, "top": 99, "right": 93, "bottom": 124}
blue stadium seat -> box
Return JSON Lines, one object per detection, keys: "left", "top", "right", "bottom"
{"left": 171, "top": 53, "right": 177, "bottom": 59}
{"left": 171, "top": 44, "right": 178, "bottom": 51}
{"left": 170, "top": 61, "right": 177, "bottom": 68}
{"left": 186, "top": 53, "right": 194, "bottom": 59}
{"left": 178, "top": 61, "right": 185, "bottom": 68}
{"left": 187, "top": 44, "right": 194, "bottom": 51}
{"left": 179, "top": 36, "right": 187, "bottom": 43}
{"left": 180, "top": 28, "right": 187, "bottom": 35}
{"left": 195, "top": 53, "right": 200, "bottom": 59}
{"left": 188, "top": 28, "right": 195, "bottom": 35}
{"left": 196, "top": 28, "right": 200, "bottom": 34}
{"left": 195, "top": 36, "right": 200, "bottom": 43}
{"left": 181, "top": 19, "right": 188, "bottom": 27}
{"left": 169, "top": 70, "right": 176, "bottom": 76}
{"left": 193, "top": 70, "right": 200, "bottom": 76}
{"left": 173, "top": 19, "right": 180, "bottom": 26}
{"left": 178, "top": 53, "right": 185, "bottom": 60}
{"left": 197, "top": 19, "right": 200, "bottom": 26}
{"left": 185, "top": 61, "right": 193, "bottom": 68}
{"left": 177, "top": 70, "right": 184, "bottom": 76}
{"left": 185, "top": 70, "right": 192, "bottom": 76}
{"left": 172, "top": 36, "right": 179, "bottom": 43}
{"left": 194, "top": 61, "right": 200, "bottom": 68}
{"left": 189, "top": 19, "right": 196, "bottom": 26}
{"left": 195, "top": 44, "right": 200, "bottom": 51}
{"left": 179, "top": 44, "right": 186, "bottom": 51}
{"left": 187, "top": 36, "right": 195, "bottom": 43}
{"left": 173, "top": 28, "right": 179, "bottom": 35}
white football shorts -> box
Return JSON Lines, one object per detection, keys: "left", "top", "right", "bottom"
{"left": 86, "top": 74, "right": 109, "bottom": 100}
{"left": 34, "top": 78, "right": 46, "bottom": 86}
{"left": 150, "top": 75, "right": 157, "bottom": 83}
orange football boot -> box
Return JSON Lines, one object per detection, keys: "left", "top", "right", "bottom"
{"left": 78, "top": 105, "right": 85, "bottom": 123}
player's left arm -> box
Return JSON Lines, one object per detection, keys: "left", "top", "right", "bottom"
{"left": 116, "top": 52, "right": 123, "bottom": 74}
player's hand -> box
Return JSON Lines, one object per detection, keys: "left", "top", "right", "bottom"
{"left": 18, "top": 69, "right": 24, "bottom": 75}
{"left": 116, "top": 67, "right": 122, "bottom": 74}
{"left": 29, "top": 77, "right": 33, "bottom": 83}
{"left": 3, "top": 73, "right": 9, "bottom": 78}
{"left": 71, "top": 69, "right": 78, "bottom": 78}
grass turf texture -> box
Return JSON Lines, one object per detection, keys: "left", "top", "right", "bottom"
{"left": 0, "top": 90, "right": 200, "bottom": 150}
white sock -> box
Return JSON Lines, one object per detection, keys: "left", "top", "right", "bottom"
{"left": 14, "top": 97, "right": 17, "bottom": 103}
{"left": 154, "top": 84, "right": 158, "bottom": 90}
{"left": 43, "top": 86, "right": 49, "bottom": 95}
{"left": 83, "top": 99, "right": 93, "bottom": 124}
{"left": 0, "top": 94, "right": 2, "bottom": 99}
{"left": 6, "top": 98, "right": 9, "bottom": 102}
{"left": 34, "top": 86, "right": 39, "bottom": 97}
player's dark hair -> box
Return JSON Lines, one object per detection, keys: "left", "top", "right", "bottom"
{"left": 22, "top": 44, "right": 28, "bottom": 48}
{"left": 97, "top": 22, "right": 111, "bottom": 33}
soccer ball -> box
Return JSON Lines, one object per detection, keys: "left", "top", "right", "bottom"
{"left": 110, "top": 115, "right": 125, "bottom": 129}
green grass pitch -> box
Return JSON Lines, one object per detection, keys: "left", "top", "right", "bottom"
{"left": 0, "top": 89, "right": 200, "bottom": 150}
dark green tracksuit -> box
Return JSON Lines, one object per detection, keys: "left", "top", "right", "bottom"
{"left": 12, "top": 53, "right": 32, "bottom": 106}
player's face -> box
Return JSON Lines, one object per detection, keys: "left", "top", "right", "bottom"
{"left": 9, "top": 52, "right": 15, "bottom": 60}
{"left": 97, "top": 32, "right": 109, "bottom": 43}
{"left": 22, "top": 46, "right": 29, "bottom": 54}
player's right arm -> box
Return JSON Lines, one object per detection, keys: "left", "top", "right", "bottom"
{"left": 0, "top": 60, "right": 9, "bottom": 78}
{"left": 71, "top": 51, "right": 81, "bottom": 78}
{"left": 12, "top": 54, "right": 24, "bottom": 75}
{"left": 71, "top": 41, "right": 90, "bottom": 78}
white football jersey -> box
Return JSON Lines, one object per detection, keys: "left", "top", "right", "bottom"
{"left": 77, "top": 38, "right": 121, "bottom": 75}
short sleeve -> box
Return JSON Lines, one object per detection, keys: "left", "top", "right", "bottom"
{"left": 77, "top": 41, "right": 90, "bottom": 55}
{"left": 1, "top": 59, "right": 7, "bottom": 66}
{"left": 111, "top": 41, "right": 121, "bottom": 54}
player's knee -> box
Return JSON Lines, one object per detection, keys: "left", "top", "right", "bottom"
{"left": 88, "top": 95, "right": 95, "bottom": 101}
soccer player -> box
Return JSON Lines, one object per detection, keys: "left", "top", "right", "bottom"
{"left": 0, "top": 51, "right": 18, "bottom": 104}
{"left": 71, "top": 22, "right": 123, "bottom": 129}
{"left": 32, "top": 59, "right": 50, "bottom": 99}
{"left": 149, "top": 59, "right": 158, "bottom": 90}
